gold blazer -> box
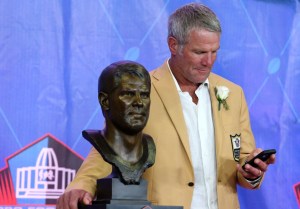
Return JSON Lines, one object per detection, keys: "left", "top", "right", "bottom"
{"left": 66, "top": 61, "right": 259, "bottom": 209}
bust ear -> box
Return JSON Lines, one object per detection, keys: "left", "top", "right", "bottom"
{"left": 98, "top": 92, "right": 109, "bottom": 110}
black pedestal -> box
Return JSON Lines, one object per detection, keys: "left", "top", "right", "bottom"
{"left": 79, "top": 178, "right": 183, "bottom": 209}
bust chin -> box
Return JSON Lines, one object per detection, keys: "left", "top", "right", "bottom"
{"left": 82, "top": 130, "right": 156, "bottom": 184}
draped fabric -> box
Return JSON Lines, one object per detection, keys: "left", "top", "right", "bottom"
{"left": 0, "top": 1, "right": 299, "bottom": 208}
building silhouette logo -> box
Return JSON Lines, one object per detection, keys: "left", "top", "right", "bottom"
{"left": 0, "top": 133, "right": 84, "bottom": 205}
{"left": 16, "top": 147, "right": 76, "bottom": 199}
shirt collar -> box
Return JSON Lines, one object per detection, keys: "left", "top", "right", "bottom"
{"left": 167, "top": 59, "right": 209, "bottom": 93}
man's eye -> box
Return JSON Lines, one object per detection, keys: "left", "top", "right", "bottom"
{"left": 194, "top": 51, "right": 205, "bottom": 55}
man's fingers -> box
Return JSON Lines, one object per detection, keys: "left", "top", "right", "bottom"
{"left": 252, "top": 148, "right": 263, "bottom": 157}
{"left": 82, "top": 192, "right": 93, "bottom": 205}
{"left": 69, "top": 190, "right": 90, "bottom": 209}
{"left": 56, "top": 196, "right": 63, "bottom": 209}
{"left": 57, "top": 192, "right": 73, "bottom": 209}
{"left": 238, "top": 164, "right": 262, "bottom": 179}
{"left": 267, "top": 154, "right": 276, "bottom": 164}
{"left": 56, "top": 190, "right": 92, "bottom": 209}
{"left": 69, "top": 194, "right": 80, "bottom": 209}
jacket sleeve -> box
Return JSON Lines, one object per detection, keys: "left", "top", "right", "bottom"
{"left": 65, "top": 147, "right": 112, "bottom": 196}
{"left": 236, "top": 88, "right": 263, "bottom": 189}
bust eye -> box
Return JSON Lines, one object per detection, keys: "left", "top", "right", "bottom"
{"left": 140, "top": 92, "right": 150, "bottom": 99}
{"left": 121, "top": 91, "right": 135, "bottom": 97}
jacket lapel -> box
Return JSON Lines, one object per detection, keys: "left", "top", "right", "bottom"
{"left": 150, "top": 65, "right": 225, "bottom": 168}
{"left": 151, "top": 62, "right": 192, "bottom": 165}
{"left": 208, "top": 73, "right": 224, "bottom": 164}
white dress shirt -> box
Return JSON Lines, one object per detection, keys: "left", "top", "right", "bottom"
{"left": 168, "top": 61, "right": 218, "bottom": 209}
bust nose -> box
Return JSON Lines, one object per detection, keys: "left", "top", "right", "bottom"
{"left": 133, "top": 93, "right": 143, "bottom": 107}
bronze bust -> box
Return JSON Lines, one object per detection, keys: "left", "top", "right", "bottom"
{"left": 83, "top": 60, "right": 155, "bottom": 185}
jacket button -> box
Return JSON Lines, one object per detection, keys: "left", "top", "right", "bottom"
{"left": 188, "top": 182, "right": 194, "bottom": 187}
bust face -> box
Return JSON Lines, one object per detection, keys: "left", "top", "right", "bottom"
{"left": 107, "top": 73, "right": 150, "bottom": 135}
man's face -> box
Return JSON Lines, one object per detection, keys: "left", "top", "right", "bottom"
{"left": 172, "top": 29, "right": 220, "bottom": 84}
{"left": 107, "top": 73, "right": 150, "bottom": 135}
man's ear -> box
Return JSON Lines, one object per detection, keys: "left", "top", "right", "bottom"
{"left": 168, "top": 36, "right": 179, "bottom": 55}
{"left": 98, "top": 92, "right": 109, "bottom": 110}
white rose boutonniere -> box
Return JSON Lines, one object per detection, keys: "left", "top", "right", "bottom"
{"left": 214, "top": 86, "right": 230, "bottom": 111}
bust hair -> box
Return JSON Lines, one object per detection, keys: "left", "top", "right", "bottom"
{"left": 98, "top": 60, "right": 150, "bottom": 94}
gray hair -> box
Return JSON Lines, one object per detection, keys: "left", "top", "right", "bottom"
{"left": 168, "top": 3, "right": 222, "bottom": 45}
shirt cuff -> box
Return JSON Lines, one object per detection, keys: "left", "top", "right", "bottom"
{"left": 245, "top": 176, "right": 262, "bottom": 187}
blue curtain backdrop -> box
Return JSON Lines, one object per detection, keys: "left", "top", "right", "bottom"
{"left": 0, "top": 0, "right": 299, "bottom": 208}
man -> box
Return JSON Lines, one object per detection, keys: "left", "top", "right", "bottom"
{"left": 57, "top": 3, "right": 275, "bottom": 209}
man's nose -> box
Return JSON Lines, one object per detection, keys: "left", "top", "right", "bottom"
{"left": 202, "top": 52, "right": 213, "bottom": 66}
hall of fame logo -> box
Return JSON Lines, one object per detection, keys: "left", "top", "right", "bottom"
{"left": 230, "top": 134, "right": 241, "bottom": 162}
{"left": 15, "top": 147, "right": 75, "bottom": 199}
{"left": 0, "top": 133, "right": 84, "bottom": 206}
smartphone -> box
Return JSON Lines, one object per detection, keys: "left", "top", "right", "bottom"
{"left": 242, "top": 149, "right": 276, "bottom": 169}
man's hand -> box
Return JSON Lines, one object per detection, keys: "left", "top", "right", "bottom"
{"left": 237, "top": 148, "right": 276, "bottom": 180}
{"left": 56, "top": 189, "right": 93, "bottom": 209}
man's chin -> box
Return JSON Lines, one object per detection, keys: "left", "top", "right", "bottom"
{"left": 192, "top": 72, "right": 210, "bottom": 83}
